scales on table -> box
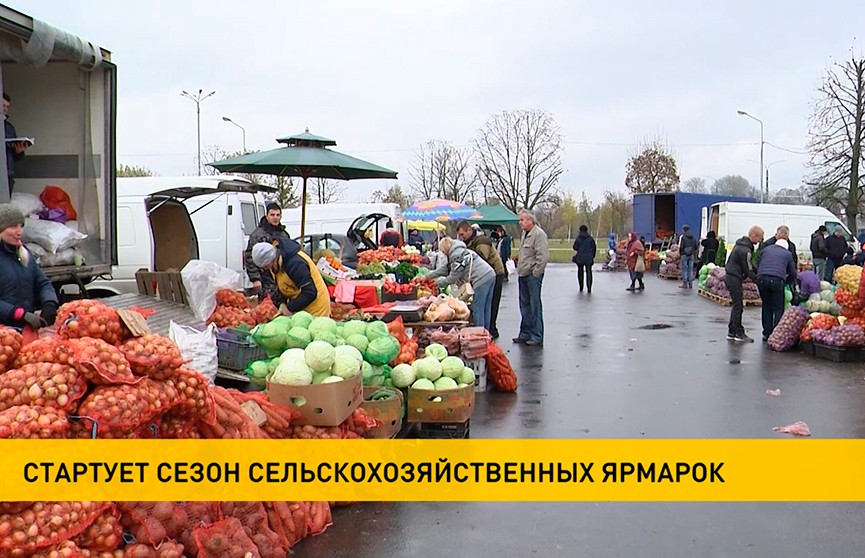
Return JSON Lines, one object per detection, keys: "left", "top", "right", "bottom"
{"left": 382, "top": 302, "right": 424, "bottom": 323}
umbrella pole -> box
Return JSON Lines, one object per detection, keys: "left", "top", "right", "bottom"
{"left": 300, "top": 175, "right": 309, "bottom": 238}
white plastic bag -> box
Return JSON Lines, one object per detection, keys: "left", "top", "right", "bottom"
{"left": 180, "top": 259, "right": 243, "bottom": 321}
{"left": 506, "top": 259, "right": 516, "bottom": 275}
{"left": 169, "top": 321, "right": 218, "bottom": 384}
{"left": 25, "top": 243, "right": 81, "bottom": 267}
{"left": 10, "top": 192, "right": 44, "bottom": 216}
{"left": 22, "top": 218, "right": 87, "bottom": 253}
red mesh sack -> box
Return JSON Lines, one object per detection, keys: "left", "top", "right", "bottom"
{"left": 67, "top": 338, "right": 138, "bottom": 385}
{"left": 198, "top": 387, "right": 267, "bottom": 439}
{"left": 227, "top": 391, "right": 301, "bottom": 439}
{"left": 800, "top": 314, "right": 840, "bottom": 341}
{"left": 300, "top": 502, "right": 332, "bottom": 537}
{"left": 207, "top": 306, "right": 255, "bottom": 329}
{"left": 214, "top": 289, "right": 249, "bottom": 309}
{"left": 120, "top": 335, "right": 185, "bottom": 380}
{"left": 386, "top": 316, "right": 408, "bottom": 343}
{"left": 287, "top": 424, "right": 354, "bottom": 439}
{"left": 220, "top": 502, "right": 286, "bottom": 558}
{"left": 0, "top": 501, "right": 110, "bottom": 555}
{"left": 24, "top": 539, "right": 83, "bottom": 558}
{"left": 0, "top": 502, "right": 33, "bottom": 515}
{"left": 251, "top": 295, "right": 277, "bottom": 324}
{"left": 72, "top": 379, "right": 176, "bottom": 438}
{"left": 0, "top": 326, "right": 22, "bottom": 374}
{"left": 40, "top": 185, "right": 78, "bottom": 221}
{"left": 835, "top": 287, "right": 862, "bottom": 311}
{"left": 175, "top": 502, "right": 220, "bottom": 556}
{"left": 0, "top": 363, "right": 87, "bottom": 412}
{"left": 341, "top": 407, "right": 380, "bottom": 438}
{"left": 192, "top": 517, "right": 261, "bottom": 558}
{"left": 117, "top": 502, "right": 190, "bottom": 547}
{"left": 157, "top": 409, "right": 197, "bottom": 439}
{"left": 262, "top": 502, "right": 298, "bottom": 550}
{"left": 485, "top": 342, "right": 518, "bottom": 392}
{"left": 15, "top": 337, "right": 75, "bottom": 368}
{"left": 56, "top": 300, "right": 127, "bottom": 346}
{"left": 0, "top": 405, "right": 69, "bottom": 439}
{"left": 121, "top": 541, "right": 184, "bottom": 558}
{"left": 71, "top": 504, "right": 122, "bottom": 552}
{"left": 163, "top": 369, "right": 215, "bottom": 425}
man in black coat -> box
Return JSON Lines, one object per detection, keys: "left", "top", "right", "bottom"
{"left": 244, "top": 202, "right": 291, "bottom": 303}
{"left": 725, "top": 226, "right": 764, "bottom": 343}
{"left": 825, "top": 228, "right": 849, "bottom": 283}
{"left": 760, "top": 225, "right": 798, "bottom": 267}
{"left": 810, "top": 225, "right": 829, "bottom": 282}
{"left": 572, "top": 225, "right": 597, "bottom": 293}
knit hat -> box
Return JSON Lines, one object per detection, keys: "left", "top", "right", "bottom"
{"left": 775, "top": 239, "right": 789, "bottom": 250}
{"left": 0, "top": 204, "right": 25, "bottom": 232}
{"left": 251, "top": 242, "right": 278, "bottom": 268}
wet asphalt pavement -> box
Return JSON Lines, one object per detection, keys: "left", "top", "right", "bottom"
{"left": 298, "top": 265, "right": 865, "bottom": 557}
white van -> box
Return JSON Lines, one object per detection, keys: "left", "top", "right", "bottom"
{"left": 85, "top": 176, "right": 272, "bottom": 297}
{"left": 280, "top": 202, "right": 400, "bottom": 237}
{"left": 701, "top": 202, "right": 855, "bottom": 262}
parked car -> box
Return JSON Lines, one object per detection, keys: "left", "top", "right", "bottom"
{"left": 298, "top": 233, "right": 358, "bottom": 270}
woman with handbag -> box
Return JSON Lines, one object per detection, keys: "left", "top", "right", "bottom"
{"left": 626, "top": 232, "right": 646, "bottom": 292}
{"left": 427, "top": 237, "right": 496, "bottom": 331}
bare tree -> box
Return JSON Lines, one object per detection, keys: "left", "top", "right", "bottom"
{"left": 598, "top": 190, "right": 632, "bottom": 238}
{"left": 807, "top": 50, "right": 865, "bottom": 231}
{"left": 681, "top": 177, "right": 707, "bottom": 194}
{"left": 474, "top": 109, "right": 564, "bottom": 212}
{"left": 712, "top": 175, "right": 760, "bottom": 198}
{"left": 624, "top": 138, "right": 680, "bottom": 194}
{"left": 409, "top": 140, "right": 477, "bottom": 202}
{"left": 117, "top": 164, "right": 154, "bottom": 177}
{"left": 310, "top": 177, "right": 346, "bottom": 204}
{"left": 372, "top": 183, "right": 412, "bottom": 209}
{"left": 771, "top": 186, "right": 808, "bottom": 205}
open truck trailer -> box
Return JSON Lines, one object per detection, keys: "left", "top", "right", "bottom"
{"left": 0, "top": 4, "right": 116, "bottom": 293}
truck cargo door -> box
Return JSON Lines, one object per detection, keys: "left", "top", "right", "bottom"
{"left": 144, "top": 196, "right": 199, "bottom": 271}
{"left": 632, "top": 195, "right": 654, "bottom": 242}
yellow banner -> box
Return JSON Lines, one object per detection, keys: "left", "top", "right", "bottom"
{"left": 1, "top": 439, "right": 863, "bottom": 501}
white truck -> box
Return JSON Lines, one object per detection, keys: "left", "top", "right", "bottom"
{"left": 86, "top": 176, "right": 273, "bottom": 297}
{"left": 701, "top": 202, "right": 855, "bottom": 262}
{"left": 0, "top": 5, "right": 116, "bottom": 292}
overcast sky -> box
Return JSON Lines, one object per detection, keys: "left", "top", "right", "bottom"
{"left": 12, "top": 0, "right": 865, "bottom": 204}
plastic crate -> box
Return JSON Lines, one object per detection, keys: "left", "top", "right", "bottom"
{"left": 415, "top": 419, "right": 470, "bottom": 439}
{"left": 216, "top": 330, "right": 267, "bottom": 371}
{"left": 811, "top": 342, "right": 865, "bottom": 362}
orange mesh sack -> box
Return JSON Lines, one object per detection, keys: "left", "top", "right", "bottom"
{"left": 485, "top": 342, "right": 518, "bottom": 392}
{"left": 163, "top": 369, "right": 215, "bottom": 425}
{"left": 0, "top": 363, "right": 87, "bottom": 412}
{"left": 57, "top": 300, "right": 126, "bottom": 346}
{"left": 0, "top": 501, "right": 110, "bottom": 555}
{"left": 193, "top": 517, "right": 261, "bottom": 558}
{"left": 175, "top": 502, "right": 220, "bottom": 556}
{"left": 15, "top": 337, "right": 75, "bottom": 367}
{"left": 67, "top": 338, "right": 138, "bottom": 385}
{"left": 198, "top": 387, "right": 267, "bottom": 439}
{"left": 341, "top": 407, "right": 380, "bottom": 438}
{"left": 121, "top": 541, "right": 185, "bottom": 558}
{"left": 24, "top": 539, "right": 84, "bottom": 557}
{"left": 0, "top": 502, "right": 33, "bottom": 515}
{"left": 220, "top": 501, "right": 286, "bottom": 558}
{"left": 228, "top": 390, "right": 301, "bottom": 439}
{"left": 0, "top": 406, "right": 69, "bottom": 439}
{"left": 263, "top": 502, "right": 301, "bottom": 550}
{"left": 71, "top": 379, "right": 176, "bottom": 438}
{"left": 251, "top": 295, "right": 277, "bottom": 324}
{"left": 214, "top": 289, "right": 249, "bottom": 309}
{"left": 120, "top": 335, "right": 186, "bottom": 380}
{"left": 0, "top": 326, "right": 23, "bottom": 374}
{"left": 300, "top": 502, "right": 332, "bottom": 537}
{"left": 71, "top": 504, "right": 122, "bottom": 552}
{"left": 117, "top": 502, "right": 188, "bottom": 547}
{"left": 157, "top": 408, "right": 197, "bottom": 439}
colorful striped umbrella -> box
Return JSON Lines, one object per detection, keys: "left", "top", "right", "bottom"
{"left": 400, "top": 198, "right": 482, "bottom": 222}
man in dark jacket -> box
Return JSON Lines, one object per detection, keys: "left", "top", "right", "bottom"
{"left": 700, "top": 230, "right": 719, "bottom": 268}
{"left": 572, "top": 225, "right": 597, "bottom": 293}
{"left": 810, "top": 225, "right": 829, "bottom": 282}
{"left": 496, "top": 225, "right": 512, "bottom": 282}
{"left": 725, "top": 226, "right": 764, "bottom": 343}
{"left": 457, "top": 221, "right": 506, "bottom": 338}
{"left": 757, "top": 239, "right": 798, "bottom": 341}
{"left": 3, "top": 93, "right": 29, "bottom": 197}
{"left": 678, "top": 225, "right": 698, "bottom": 289}
{"left": 0, "top": 204, "right": 59, "bottom": 329}
{"left": 760, "top": 225, "right": 798, "bottom": 267}
{"left": 407, "top": 229, "right": 424, "bottom": 252}
{"left": 825, "top": 228, "right": 849, "bottom": 283}
{"left": 245, "top": 203, "right": 291, "bottom": 303}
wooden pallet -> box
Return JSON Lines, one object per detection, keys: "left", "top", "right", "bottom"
{"left": 658, "top": 272, "right": 681, "bottom": 280}
{"left": 697, "top": 288, "right": 761, "bottom": 307}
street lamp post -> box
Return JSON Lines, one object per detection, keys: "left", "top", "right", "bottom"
{"left": 181, "top": 89, "right": 216, "bottom": 175}
{"left": 737, "top": 110, "right": 764, "bottom": 203}
{"left": 222, "top": 116, "right": 247, "bottom": 153}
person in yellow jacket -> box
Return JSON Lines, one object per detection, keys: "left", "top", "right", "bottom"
{"left": 250, "top": 238, "right": 331, "bottom": 317}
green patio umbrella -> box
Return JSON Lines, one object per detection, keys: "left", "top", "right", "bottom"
{"left": 208, "top": 129, "right": 398, "bottom": 236}
{"left": 468, "top": 204, "right": 520, "bottom": 225}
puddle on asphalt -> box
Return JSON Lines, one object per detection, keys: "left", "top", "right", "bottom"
{"left": 636, "top": 323, "right": 674, "bottom": 330}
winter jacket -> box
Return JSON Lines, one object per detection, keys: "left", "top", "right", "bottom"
{"left": 625, "top": 238, "right": 644, "bottom": 271}
{"left": 701, "top": 237, "right": 719, "bottom": 265}
{"left": 725, "top": 236, "right": 758, "bottom": 281}
{"left": 678, "top": 232, "right": 698, "bottom": 257}
{"left": 245, "top": 217, "right": 291, "bottom": 296}
{"left": 5, "top": 120, "right": 24, "bottom": 185}
{"left": 572, "top": 231, "right": 597, "bottom": 266}
{"left": 497, "top": 234, "right": 512, "bottom": 264}
{"left": 826, "top": 234, "right": 849, "bottom": 265}
{"left": 516, "top": 225, "right": 549, "bottom": 278}
{"left": 810, "top": 232, "right": 828, "bottom": 259}
{"left": 608, "top": 233, "right": 616, "bottom": 251}
{"left": 271, "top": 237, "right": 331, "bottom": 316}
{"left": 757, "top": 244, "right": 797, "bottom": 284}
{"left": 761, "top": 236, "right": 799, "bottom": 267}
{"left": 0, "top": 242, "right": 58, "bottom": 327}
{"left": 465, "top": 231, "right": 505, "bottom": 276}
{"left": 407, "top": 231, "right": 424, "bottom": 251}
{"left": 427, "top": 240, "right": 496, "bottom": 289}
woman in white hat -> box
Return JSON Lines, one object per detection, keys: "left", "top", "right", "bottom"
{"left": 250, "top": 238, "right": 331, "bottom": 317}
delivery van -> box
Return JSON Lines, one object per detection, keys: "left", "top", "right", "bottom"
{"left": 701, "top": 202, "right": 855, "bottom": 263}
{"left": 86, "top": 176, "right": 273, "bottom": 297}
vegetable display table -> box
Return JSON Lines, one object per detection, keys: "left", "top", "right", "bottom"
{"left": 327, "top": 279, "right": 381, "bottom": 308}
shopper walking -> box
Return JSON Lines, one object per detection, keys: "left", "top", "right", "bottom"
{"left": 457, "top": 221, "right": 506, "bottom": 339}
{"left": 677, "top": 224, "right": 698, "bottom": 289}
{"left": 725, "top": 226, "right": 763, "bottom": 342}
{"left": 513, "top": 210, "right": 548, "bottom": 346}
{"left": 625, "top": 232, "right": 645, "bottom": 291}
{"left": 572, "top": 225, "right": 596, "bottom": 293}
{"left": 756, "top": 238, "right": 797, "bottom": 341}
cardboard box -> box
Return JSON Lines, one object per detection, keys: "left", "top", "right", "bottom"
{"left": 267, "top": 373, "right": 363, "bottom": 426}
{"left": 407, "top": 384, "right": 474, "bottom": 424}
{"left": 362, "top": 386, "right": 404, "bottom": 439}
